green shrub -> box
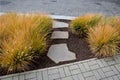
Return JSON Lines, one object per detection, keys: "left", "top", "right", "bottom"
{"left": 70, "top": 14, "right": 103, "bottom": 37}
{"left": 0, "top": 13, "right": 53, "bottom": 73}
{"left": 88, "top": 25, "right": 120, "bottom": 57}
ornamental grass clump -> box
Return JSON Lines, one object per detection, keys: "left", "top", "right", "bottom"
{"left": 88, "top": 25, "right": 120, "bottom": 57}
{"left": 0, "top": 13, "right": 53, "bottom": 73}
{"left": 0, "top": 32, "right": 33, "bottom": 73}
{"left": 70, "top": 14, "right": 103, "bottom": 37}
{"left": 108, "top": 17, "right": 120, "bottom": 52}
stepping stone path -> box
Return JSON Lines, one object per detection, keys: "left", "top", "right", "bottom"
{"left": 51, "top": 31, "right": 69, "bottom": 39}
{"left": 47, "top": 20, "right": 76, "bottom": 63}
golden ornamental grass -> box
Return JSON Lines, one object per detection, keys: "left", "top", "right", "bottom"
{"left": 0, "top": 13, "right": 53, "bottom": 73}
{"left": 88, "top": 25, "right": 120, "bottom": 57}
{"left": 70, "top": 14, "right": 103, "bottom": 37}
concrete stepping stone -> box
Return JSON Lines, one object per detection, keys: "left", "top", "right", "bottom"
{"left": 47, "top": 44, "right": 76, "bottom": 63}
{"left": 51, "top": 31, "right": 69, "bottom": 39}
{"left": 53, "top": 21, "right": 68, "bottom": 28}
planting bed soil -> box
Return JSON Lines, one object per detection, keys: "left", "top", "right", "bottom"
{"left": 0, "top": 21, "right": 95, "bottom": 76}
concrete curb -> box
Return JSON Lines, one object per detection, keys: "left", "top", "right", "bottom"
{"left": 50, "top": 15, "right": 76, "bottom": 20}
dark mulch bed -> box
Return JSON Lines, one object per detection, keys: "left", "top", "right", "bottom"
{"left": 0, "top": 20, "right": 95, "bottom": 76}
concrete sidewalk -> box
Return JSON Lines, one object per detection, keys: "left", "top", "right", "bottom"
{"left": 0, "top": 0, "right": 120, "bottom": 16}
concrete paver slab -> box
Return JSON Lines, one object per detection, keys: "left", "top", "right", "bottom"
{"left": 47, "top": 44, "right": 76, "bottom": 63}
{"left": 51, "top": 31, "right": 69, "bottom": 39}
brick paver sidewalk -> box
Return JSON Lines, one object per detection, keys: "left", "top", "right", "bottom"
{"left": 1, "top": 55, "right": 120, "bottom": 80}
